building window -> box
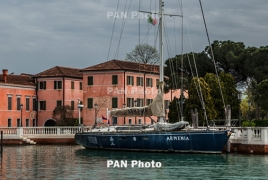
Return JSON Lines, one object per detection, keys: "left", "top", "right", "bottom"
{"left": 39, "top": 101, "right": 46, "bottom": 110}
{"left": 146, "top": 99, "right": 153, "bottom": 105}
{"left": 112, "top": 97, "right": 118, "bottom": 108}
{"left": 26, "top": 97, "right": 30, "bottom": 111}
{"left": 79, "top": 82, "right": 82, "bottom": 90}
{"left": 33, "top": 97, "right": 37, "bottom": 111}
{"left": 128, "top": 119, "right": 132, "bottom": 124}
{"left": 39, "top": 81, "right": 46, "bottom": 90}
{"left": 54, "top": 81, "right": 62, "bottom": 89}
{"left": 87, "top": 76, "right": 93, "bottom": 85}
{"left": 146, "top": 78, "right": 153, "bottom": 87}
{"left": 87, "top": 98, "right": 93, "bottom": 108}
{"left": 16, "top": 96, "right": 21, "bottom": 110}
{"left": 33, "top": 119, "right": 36, "bottom": 127}
{"left": 8, "top": 119, "right": 11, "bottom": 127}
{"left": 156, "top": 79, "right": 159, "bottom": 87}
{"left": 137, "top": 98, "right": 144, "bottom": 107}
{"left": 56, "top": 100, "right": 62, "bottom": 107}
{"left": 8, "top": 96, "right": 12, "bottom": 110}
{"left": 26, "top": 119, "right": 29, "bottom": 127}
{"left": 127, "top": 98, "right": 134, "bottom": 107}
{"left": 71, "top": 101, "right": 74, "bottom": 110}
{"left": 127, "top": 76, "right": 134, "bottom": 85}
{"left": 71, "top": 81, "right": 74, "bottom": 89}
{"left": 136, "top": 77, "right": 144, "bottom": 86}
{"left": 17, "top": 119, "right": 20, "bottom": 127}
{"left": 138, "top": 119, "right": 142, "bottom": 124}
{"left": 151, "top": 119, "right": 154, "bottom": 124}
{"left": 112, "top": 75, "right": 118, "bottom": 85}
{"left": 112, "top": 117, "right": 118, "bottom": 125}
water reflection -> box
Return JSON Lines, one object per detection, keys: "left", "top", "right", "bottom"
{"left": 0, "top": 145, "right": 267, "bottom": 180}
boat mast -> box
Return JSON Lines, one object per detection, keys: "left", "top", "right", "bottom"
{"left": 159, "top": 0, "right": 165, "bottom": 123}
{"left": 159, "top": 0, "right": 164, "bottom": 83}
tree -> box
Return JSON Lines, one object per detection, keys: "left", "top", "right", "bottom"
{"left": 126, "top": 43, "right": 159, "bottom": 64}
{"left": 255, "top": 79, "right": 268, "bottom": 119}
{"left": 204, "top": 72, "right": 239, "bottom": 120}
{"left": 184, "top": 77, "right": 217, "bottom": 124}
{"left": 52, "top": 105, "right": 76, "bottom": 126}
{"left": 168, "top": 97, "right": 180, "bottom": 123}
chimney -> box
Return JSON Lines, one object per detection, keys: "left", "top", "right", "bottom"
{"left": 2, "top": 69, "right": 8, "bottom": 83}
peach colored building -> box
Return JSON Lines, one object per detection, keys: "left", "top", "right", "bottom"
{"left": 34, "top": 66, "right": 83, "bottom": 126}
{"left": 0, "top": 69, "right": 37, "bottom": 127}
{"left": 81, "top": 59, "right": 182, "bottom": 126}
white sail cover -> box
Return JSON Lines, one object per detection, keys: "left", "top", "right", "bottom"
{"left": 110, "top": 83, "right": 165, "bottom": 117}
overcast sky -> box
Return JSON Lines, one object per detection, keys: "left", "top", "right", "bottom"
{"left": 1, "top": 0, "right": 268, "bottom": 75}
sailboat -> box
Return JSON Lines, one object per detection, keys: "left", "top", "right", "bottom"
{"left": 75, "top": 0, "right": 232, "bottom": 153}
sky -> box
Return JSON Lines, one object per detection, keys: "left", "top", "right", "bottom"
{"left": 1, "top": 0, "right": 268, "bottom": 75}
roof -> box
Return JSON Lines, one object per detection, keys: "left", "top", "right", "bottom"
{"left": 82, "top": 59, "right": 160, "bottom": 74}
{"left": 0, "top": 74, "right": 35, "bottom": 86}
{"left": 34, "top": 66, "right": 83, "bottom": 78}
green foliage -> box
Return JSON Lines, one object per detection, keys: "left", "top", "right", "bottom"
{"left": 253, "top": 120, "right": 268, "bottom": 127}
{"left": 168, "top": 97, "right": 180, "bottom": 123}
{"left": 184, "top": 77, "right": 217, "bottom": 124}
{"left": 52, "top": 105, "right": 76, "bottom": 126}
{"left": 242, "top": 120, "right": 255, "bottom": 127}
{"left": 126, "top": 43, "right": 159, "bottom": 64}
{"left": 256, "top": 79, "right": 268, "bottom": 110}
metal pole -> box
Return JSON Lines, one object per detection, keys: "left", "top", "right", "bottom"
{"left": 1, "top": 131, "right": 3, "bottom": 155}
{"left": 239, "top": 105, "right": 241, "bottom": 127}
{"left": 78, "top": 108, "right": 81, "bottom": 125}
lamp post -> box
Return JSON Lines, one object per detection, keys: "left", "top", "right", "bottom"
{"left": 134, "top": 100, "right": 137, "bottom": 124}
{"left": 123, "top": 103, "right": 126, "bottom": 124}
{"left": 77, "top": 99, "right": 84, "bottom": 126}
{"left": 248, "top": 100, "right": 251, "bottom": 121}
{"left": 20, "top": 104, "right": 23, "bottom": 127}
{"left": 94, "top": 103, "right": 98, "bottom": 125}
{"left": 238, "top": 92, "right": 242, "bottom": 126}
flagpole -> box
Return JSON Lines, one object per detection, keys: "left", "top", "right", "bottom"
{"left": 106, "top": 108, "right": 109, "bottom": 124}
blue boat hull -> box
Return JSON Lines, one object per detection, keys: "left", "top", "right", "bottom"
{"left": 75, "top": 130, "right": 231, "bottom": 153}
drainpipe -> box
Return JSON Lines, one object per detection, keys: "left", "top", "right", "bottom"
{"left": 143, "top": 72, "right": 146, "bottom": 124}
{"left": 35, "top": 78, "right": 38, "bottom": 126}
{"left": 123, "top": 71, "right": 126, "bottom": 124}
{"left": 63, "top": 77, "right": 65, "bottom": 106}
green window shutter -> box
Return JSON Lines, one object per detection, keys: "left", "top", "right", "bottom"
{"left": 112, "top": 97, "right": 118, "bottom": 108}
{"left": 44, "top": 101, "right": 46, "bottom": 110}
{"left": 87, "top": 98, "right": 93, "bottom": 108}
{"left": 58, "top": 81, "right": 62, "bottom": 89}
{"left": 71, "top": 101, "right": 74, "bottom": 110}
{"left": 88, "top": 76, "right": 93, "bottom": 85}
{"left": 112, "top": 75, "right": 118, "bottom": 85}
{"left": 44, "top": 81, "right": 46, "bottom": 90}
{"left": 54, "top": 81, "right": 57, "bottom": 89}
{"left": 79, "top": 82, "right": 82, "bottom": 90}
{"left": 71, "top": 81, "right": 74, "bottom": 89}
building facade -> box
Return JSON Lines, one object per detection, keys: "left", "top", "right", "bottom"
{"left": 81, "top": 59, "right": 182, "bottom": 126}
{"left": 0, "top": 69, "right": 36, "bottom": 127}
{"left": 34, "top": 66, "right": 83, "bottom": 126}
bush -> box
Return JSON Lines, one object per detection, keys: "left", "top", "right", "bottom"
{"left": 253, "top": 119, "right": 268, "bottom": 127}
{"left": 242, "top": 120, "right": 256, "bottom": 127}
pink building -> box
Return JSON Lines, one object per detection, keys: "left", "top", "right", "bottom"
{"left": 0, "top": 69, "right": 36, "bottom": 127}
{"left": 81, "top": 59, "right": 182, "bottom": 126}
{"left": 34, "top": 66, "right": 83, "bottom": 126}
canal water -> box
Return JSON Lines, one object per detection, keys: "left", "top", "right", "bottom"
{"left": 0, "top": 145, "right": 268, "bottom": 180}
